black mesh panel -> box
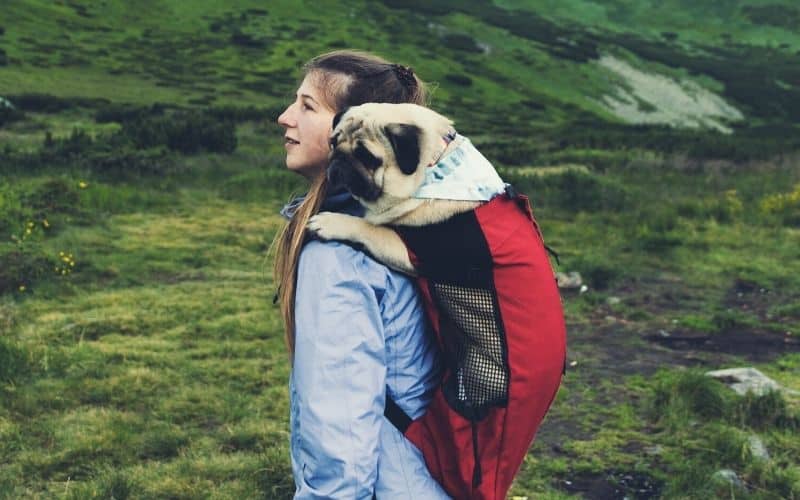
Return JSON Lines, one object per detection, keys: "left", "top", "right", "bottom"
{"left": 432, "top": 281, "right": 508, "bottom": 420}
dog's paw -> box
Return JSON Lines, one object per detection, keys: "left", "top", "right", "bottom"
{"left": 307, "top": 212, "right": 359, "bottom": 241}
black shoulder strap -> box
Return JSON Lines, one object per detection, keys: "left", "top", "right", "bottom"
{"left": 384, "top": 393, "right": 412, "bottom": 433}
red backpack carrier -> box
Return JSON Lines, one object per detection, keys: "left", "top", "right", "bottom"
{"left": 387, "top": 187, "right": 567, "bottom": 499}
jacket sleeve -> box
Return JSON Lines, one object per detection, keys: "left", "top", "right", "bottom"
{"left": 291, "top": 240, "right": 387, "bottom": 500}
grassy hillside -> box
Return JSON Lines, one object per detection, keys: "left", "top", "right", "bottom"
{"left": 1, "top": 1, "right": 799, "bottom": 498}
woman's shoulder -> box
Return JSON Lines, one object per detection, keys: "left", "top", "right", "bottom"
{"left": 299, "top": 239, "right": 386, "bottom": 282}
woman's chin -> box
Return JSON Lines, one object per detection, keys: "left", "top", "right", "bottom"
{"left": 286, "top": 161, "right": 325, "bottom": 181}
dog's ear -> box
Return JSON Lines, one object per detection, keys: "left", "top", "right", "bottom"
{"left": 384, "top": 123, "right": 421, "bottom": 175}
{"left": 332, "top": 108, "right": 348, "bottom": 130}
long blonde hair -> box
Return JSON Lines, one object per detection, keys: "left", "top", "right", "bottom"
{"left": 273, "top": 50, "right": 429, "bottom": 357}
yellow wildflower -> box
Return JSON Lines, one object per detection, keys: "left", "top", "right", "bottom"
{"left": 42, "top": 219, "right": 50, "bottom": 228}
{"left": 25, "top": 228, "right": 31, "bottom": 235}
{"left": 18, "top": 285, "right": 25, "bottom": 292}
{"left": 79, "top": 181, "right": 88, "bottom": 189}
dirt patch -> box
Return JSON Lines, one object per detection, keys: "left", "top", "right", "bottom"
{"left": 559, "top": 470, "right": 663, "bottom": 500}
{"left": 645, "top": 277, "right": 800, "bottom": 361}
{"left": 645, "top": 328, "right": 799, "bottom": 361}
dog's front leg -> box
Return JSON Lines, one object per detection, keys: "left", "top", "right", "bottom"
{"left": 308, "top": 212, "right": 416, "bottom": 275}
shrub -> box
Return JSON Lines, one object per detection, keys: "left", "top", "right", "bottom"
{"left": 445, "top": 73, "right": 473, "bottom": 86}
{"left": 0, "top": 337, "right": 29, "bottom": 383}
{"left": 477, "top": 138, "right": 542, "bottom": 165}
{"left": 207, "top": 105, "right": 276, "bottom": 122}
{"left": 0, "top": 105, "right": 24, "bottom": 128}
{"left": 230, "top": 30, "right": 268, "bottom": 48}
{"left": 677, "top": 190, "right": 743, "bottom": 223}
{"left": 94, "top": 103, "right": 164, "bottom": 123}
{"left": 733, "top": 390, "right": 799, "bottom": 430}
{"left": 118, "top": 111, "right": 237, "bottom": 154}
{"left": 442, "top": 33, "right": 483, "bottom": 53}
{"left": 5, "top": 94, "right": 107, "bottom": 113}
{"left": 0, "top": 241, "right": 54, "bottom": 294}
{"left": 648, "top": 370, "right": 730, "bottom": 425}
{"left": 759, "top": 183, "right": 800, "bottom": 226}
{"left": 22, "top": 178, "right": 81, "bottom": 216}
{"left": 84, "top": 148, "right": 177, "bottom": 178}
{"left": 505, "top": 169, "right": 629, "bottom": 213}
{"left": 570, "top": 255, "right": 622, "bottom": 290}
{"left": 742, "top": 5, "right": 800, "bottom": 29}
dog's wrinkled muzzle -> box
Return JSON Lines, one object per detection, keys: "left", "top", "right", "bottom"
{"left": 327, "top": 157, "right": 382, "bottom": 202}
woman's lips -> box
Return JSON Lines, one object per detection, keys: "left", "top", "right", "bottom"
{"left": 285, "top": 137, "right": 300, "bottom": 147}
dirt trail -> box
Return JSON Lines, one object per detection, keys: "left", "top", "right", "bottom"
{"left": 531, "top": 277, "right": 800, "bottom": 499}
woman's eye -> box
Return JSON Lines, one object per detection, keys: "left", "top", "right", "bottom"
{"left": 303, "top": 103, "right": 313, "bottom": 111}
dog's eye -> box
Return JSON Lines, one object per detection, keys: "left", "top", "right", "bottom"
{"left": 354, "top": 142, "right": 383, "bottom": 170}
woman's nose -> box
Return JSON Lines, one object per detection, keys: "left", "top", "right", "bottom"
{"left": 277, "top": 104, "right": 295, "bottom": 128}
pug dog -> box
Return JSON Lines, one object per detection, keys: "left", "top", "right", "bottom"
{"left": 307, "top": 103, "right": 486, "bottom": 275}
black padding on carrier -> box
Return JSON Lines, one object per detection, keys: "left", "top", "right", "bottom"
{"left": 395, "top": 210, "right": 509, "bottom": 421}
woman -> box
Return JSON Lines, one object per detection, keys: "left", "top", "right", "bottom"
{"left": 274, "top": 50, "right": 451, "bottom": 499}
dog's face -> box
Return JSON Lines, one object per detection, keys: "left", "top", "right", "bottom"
{"left": 327, "top": 103, "right": 453, "bottom": 209}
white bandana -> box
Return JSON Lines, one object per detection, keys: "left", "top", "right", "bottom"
{"left": 412, "top": 135, "right": 506, "bottom": 201}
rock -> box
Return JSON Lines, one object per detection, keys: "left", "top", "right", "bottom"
{"left": 0, "top": 96, "right": 14, "bottom": 109}
{"left": 556, "top": 271, "right": 583, "bottom": 289}
{"left": 607, "top": 296, "right": 621, "bottom": 305}
{"left": 705, "top": 367, "right": 794, "bottom": 396}
{"left": 748, "top": 435, "right": 770, "bottom": 461}
{"left": 644, "top": 445, "right": 663, "bottom": 456}
{"left": 712, "top": 469, "right": 744, "bottom": 489}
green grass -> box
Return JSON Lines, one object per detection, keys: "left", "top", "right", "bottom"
{"left": 2, "top": 0, "right": 800, "bottom": 498}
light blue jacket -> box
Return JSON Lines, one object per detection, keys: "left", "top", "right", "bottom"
{"left": 287, "top": 190, "right": 451, "bottom": 499}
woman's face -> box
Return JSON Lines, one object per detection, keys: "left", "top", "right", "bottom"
{"left": 277, "top": 74, "right": 337, "bottom": 180}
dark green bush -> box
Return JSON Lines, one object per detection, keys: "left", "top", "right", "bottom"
{"left": 648, "top": 370, "right": 730, "bottom": 424}
{"left": 571, "top": 257, "right": 622, "bottom": 290}
{"left": 742, "top": 5, "right": 800, "bottom": 29}
{"left": 477, "top": 138, "right": 542, "bottom": 165}
{"left": 506, "top": 169, "right": 629, "bottom": 213}
{"left": 5, "top": 93, "right": 107, "bottom": 113}
{"left": 0, "top": 242, "right": 54, "bottom": 294}
{"left": 208, "top": 105, "right": 276, "bottom": 122}
{"left": 22, "top": 178, "right": 81, "bottom": 216}
{"left": 230, "top": 31, "right": 268, "bottom": 48}
{"left": 119, "top": 111, "right": 237, "bottom": 154}
{"left": 0, "top": 337, "right": 29, "bottom": 383}
{"left": 0, "top": 105, "right": 24, "bottom": 127}
{"left": 442, "top": 34, "right": 483, "bottom": 53}
{"left": 733, "top": 390, "right": 799, "bottom": 430}
{"left": 94, "top": 102, "right": 165, "bottom": 123}
{"left": 445, "top": 73, "right": 473, "bottom": 86}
